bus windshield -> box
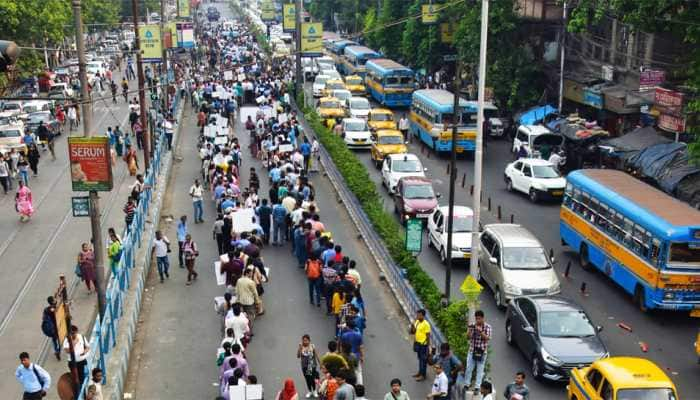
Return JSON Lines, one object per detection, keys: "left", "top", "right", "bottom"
{"left": 668, "top": 242, "right": 700, "bottom": 267}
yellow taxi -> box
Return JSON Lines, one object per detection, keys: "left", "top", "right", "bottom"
{"left": 370, "top": 129, "right": 407, "bottom": 168}
{"left": 344, "top": 75, "right": 366, "bottom": 95}
{"left": 568, "top": 357, "right": 678, "bottom": 400}
{"left": 323, "top": 79, "right": 347, "bottom": 97}
{"left": 316, "top": 97, "right": 346, "bottom": 128}
{"left": 367, "top": 108, "right": 397, "bottom": 131}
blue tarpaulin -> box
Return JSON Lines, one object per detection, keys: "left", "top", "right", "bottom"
{"left": 517, "top": 104, "right": 558, "bottom": 126}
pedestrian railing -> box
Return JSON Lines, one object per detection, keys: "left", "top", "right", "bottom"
{"left": 74, "top": 91, "right": 181, "bottom": 400}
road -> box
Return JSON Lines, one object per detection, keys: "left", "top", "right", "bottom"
{"left": 0, "top": 77, "right": 149, "bottom": 399}
{"left": 304, "top": 83, "right": 698, "bottom": 398}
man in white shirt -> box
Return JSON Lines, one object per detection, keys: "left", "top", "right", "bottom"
{"left": 427, "top": 364, "right": 448, "bottom": 400}
{"left": 398, "top": 115, "right": 410, "bottom": 141}
{"left": 190, "top": 179, "right": 205, "bottom": 223}
{"left": 63, "top": 325, "right": 90, "bottom": 385}
{"left": 224, "top": 304, "right": 250, "bottom": 346}
{"left": 152, "top": 230, "right": 171, "bottom": 282}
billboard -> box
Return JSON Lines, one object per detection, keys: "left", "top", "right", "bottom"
{"left": 68, "top": 137, "right": 113, "bottom": 192}
{"left": 301, "top": 22, "right": 323, "bottom": 57}
{"left": 261, "top": 0, "right": 276, "bottom": 21}
{"left": 177, "top": 0, "right": 190, "bottom": 17}
{"left": 440, "top": 22, "right": 454, "bottom": 44}
{"left": 640, "top": 69, "right": 665, "bottom": 90}
{"left": 177, "top": 22, "right": 195, "bottom": 48}
{"left": 283, "top": 4, "right": 296, "bottom": 33}
{"left": 654, "top": 87, "right": 684, "bottom": 116}
{"left": 139, "top": 24, "right": 162, "bottom": 62}
{"left": 422, "top": 4, "right": 439, "bottom": 24}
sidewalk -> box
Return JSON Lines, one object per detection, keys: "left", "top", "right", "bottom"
{"left": 123, "top": 105, "right": 434, "bottom": 399}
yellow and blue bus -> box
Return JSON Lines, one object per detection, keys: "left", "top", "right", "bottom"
{"left": 409, "top": 89, "right": 481, "bottom": 153}
{"left": 561, "top": 169, "right": 700, "bottom": 313}
{"left": 326, "top": 39, "right": 357, "bottom": 69}
{"left": 339, "top": 45, "right": 379, "bottom": 77}
{"left": 365, "top": 59, "right": 414, "bottom": 107}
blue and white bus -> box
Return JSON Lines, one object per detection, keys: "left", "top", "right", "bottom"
{"left": 561, "top": 169, "right": 700, "bottom": 313}
{"left": 339, "top": 46, "right": 379, "bottom": 77}
{"left": 326, "top": 39, "right": 357, "bottom": 69}
{"left": 365, "top": 59, "right": 414, "bottom": 107}
{"left": 409, "top": 89, "right": 479, "bottom": 153}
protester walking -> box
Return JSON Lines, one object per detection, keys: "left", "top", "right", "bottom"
{"left": 152, "top": 230, "right": 171, "bottom": 283}
{"left": 15, "top": 352, "right": 51, "bottom": 400}
{"left": 177, "top": 215, "right": 188, "bottom": 268}
{"left": 190, "top": 179, "right": 205, "bottom": 223}
{"left": 503, "top": 372, "right": 529, "bottom": 400}
{"left": 15, "top": 180, "right": 34, "bottom": 222}
{"left": 183, "top": 233, "right": 199, "bottom": 285}
{"left": 276, "top": 378, "right": 299, "bottom": 400}
{"left": 297, "top": 334, "right": 320, "bottom": 398}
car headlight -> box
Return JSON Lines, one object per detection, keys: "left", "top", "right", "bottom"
{"left": 541, "top": 347, "right": 563, "bottom": 366}
{"left": 451, "top": 244, "right": 460, "bottom": 251}
{"left": 503, "top": 282, "right": 522, "bottom": 295}
{"left": 663, "top": 291, "right": 676, "bottom": 300}
{"left": 404, "top": 205, "right": 415, "bottom": 213}
{"left": 547, "top": 281, "right": 561, "bottom": 295}
{"left": 532, "top": 182, "right": 547, "bottom": 191}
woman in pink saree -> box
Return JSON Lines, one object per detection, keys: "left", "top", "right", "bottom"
{"left": 15, "top": 180, "right": 33, "bottom": 222}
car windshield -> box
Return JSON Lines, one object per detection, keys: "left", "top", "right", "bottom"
{"left": 315, "top": 77, "right": 329, "bottom": 86}
{"left": 452, "top": 216, "right": 473, "bottom": 232}
{"left": 393, "top": 159, "right": 421, "bottom": 172}
{"left": 23, "top": 105, "right": 40, "bottom": 113}
{"left": 4, "top": 104, "right": 19, "bottom": 111}
{"left": 334, "top": 92, "right": 350, "bottom": 101}
{"left": 378, "top": 135, "right": 403, "bottom": 145}
{"left": 532, "top": 165, "right": 560, "bottom": 178}
{"left": 346, "top": 77, "right": 362, "bottom": 85}
{"left": 404, "top": 184, "right": 434, "bottom": 199}
{"left": 351, "top": 100, "right": 369, "bottom": 109}
{"left": 0, "top": 129, "right": 21, "bottom": 138}
{"left": 371, "top": 113, "right": 392, "bottom": 121}
{"left": 539, "top": 311, "right": 595, "bottom": 337}
{"left": 328, "top": 82, "right": 344, "bottom": 90}
{"left": 345, "top": 121, "right": 366, "bottom": 131}
{"left": 617, "top": 389, "right": 677, "bottom": 400}
{"left": 502, "top": 247, "right": 550, "bottom": 270}
{"left": 319, "top": 100, "right": 340, "bottom": 109}
{"left": 668, "top": 242, "right": 700, "bottom": 267}
{"left": 28, "top": 114, "right": 48, "bottom": 123}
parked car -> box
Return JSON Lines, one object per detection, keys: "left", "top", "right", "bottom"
{"left": 370, "top": 129, "right": 407, "bottom": 168}
{"left": 368, "top": 108, "right": 397, "bottom": 131}
{"left": 26, "top": 111, "right": 61, "bottom": 136}
{"left": 381, "top": 153, "right": 426, "bottom": 194}
{"left": 341, "top": 118, "right": 372, "bottom": 149}
{"left": 427, "top": 206, "right": 474, "bottom": 264}
{"left": 1, "top": 101, "right": 23, "bottom": 117}
{"left": 512, "top": 124, "right": 563, "bottom": 157}
{"left": 393, "top": 177, "right": 440, "bottom": 223}
{"left": 568, "top": 357, "right": 678, "bottom": 400}
{"left": 347, "top": 96, "right": 370, "bottom": 119}
{"left": 505, "top": 295, "right": 607, "bottom": 381}
{"left": 478, "top": 224, "right": 560, "bottom": 308}
{"left": 0, "top": 124, "right": 28, "bottom": 154}
{"left": 48, "top": 82, "right": 75, "bottom": 99}
{"left": 504, "top": 158, "right": 566, "bottom": 202}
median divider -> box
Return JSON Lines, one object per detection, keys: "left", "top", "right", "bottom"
{"left": 292, "top": 92, "right": 470, "bottom": 360}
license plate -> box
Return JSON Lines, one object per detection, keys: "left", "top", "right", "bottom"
{"left": 551, "top": 190, "right": 563, "bottom": 196}
{"left": 463, "top": 253, "right": 471, "bottom": 258}
{"left": 691, "top": 309, "right": 700, "bottom": 317}
{"left": 416, "top": 213, "right": 431, "bottom": 218}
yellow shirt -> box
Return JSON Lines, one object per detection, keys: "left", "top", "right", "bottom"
{"left": 331, "top": 293, "right": 344, "bottom": 315}
{"left": 414, "top": 320, "right": 431, "bottom": 345}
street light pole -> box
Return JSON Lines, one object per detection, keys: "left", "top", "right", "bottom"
{"left": 468, "top": 0, "right": 489, "bottom": 324}
{"left": 132, "top": 0, "right": 151, "bottom": 171}
{"left": 160, "top": 0, "right": 169, "bottom": 113}
{"left": 444, "top": 60, "right": 461, "bottom": 302}
{"left": 294, "top": 0, "right": 302, "bottom": 98}
{"left": 558, "top": 1, "right": 567, "bottom": 113}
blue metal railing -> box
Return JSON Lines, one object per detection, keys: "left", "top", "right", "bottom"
{"left": 74, "top": 91, "right": 181, "bottom": 399}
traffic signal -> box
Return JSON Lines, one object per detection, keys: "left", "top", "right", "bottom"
{"left": 0, "top": 40, "right": 19, "bottom": 72}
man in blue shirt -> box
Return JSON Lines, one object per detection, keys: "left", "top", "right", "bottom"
{"left": 321, "top": 242, "right": 336, "bottom": 267}
{"left": 271, "top": 202, "right": 288, "bottom": 246}
{"left": 300, "top": 138, "right": 312, "bottom": 173}
{"left": 220, "top": 195, "right": 236, "bottom": 213}
{"left": 177, "top": 215, "right": 188, "bottom": 268}
{"left": 269, "top": 164, "right": 282, "bottom": 184}
{"left": 15, "top": 352, "right": 50, "bottom": 399}
{"left": 340, "top": 319, "right": 364, "bottom": 361}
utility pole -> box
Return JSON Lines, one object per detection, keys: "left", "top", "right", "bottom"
{"left": 558, "top": 1, "right": 567, "bottom": 113}
{"left": 444, "top": 60, "right": 461, "bottom": 302}
{"left": 160, "top": 0, "right": 168, "bottom": 113}
{"left": 72, "top": 0, "right": 106, "bottom": 322}
{"left": 132, "top": 0, "right": 151, "bottom": 171}
{"left": 468, "top": 0, "right": 489, "bottom": 325}
{"left": 294, "top": 0, "right": 302, "bottom": 97}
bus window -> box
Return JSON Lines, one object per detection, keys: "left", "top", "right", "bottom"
{"left": 441, "top": 113, "right": 455, "bottom": 125}
{"left": 386, "top": 77, "right": 400, "bottom": 85}
{"left": 651, "top": 239, "right": 661, "bottom": 265}
{"left": 400, "top": 76, "right": 413, "bottom": 85}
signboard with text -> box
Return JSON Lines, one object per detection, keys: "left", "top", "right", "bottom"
{"left": 283, "top": 4, "right": 296, "bottom": 33}
{"left": 405, "top": 218, "right": 423, "bottom": 253}
{"left": 261, "top": 0, "right": 276, "bottom": 21}
{"left": 654, "top": 87, "right": 684, "bottom": 116}
{"left": 140, "top": 24, "right": 162, "bottom": 62}
{"left": 301, "top": 22, "right": 323, "bottom": 57}
{"left": 422, "top": 5, "right": 439, "bottom": 24}
{"left": 583, "top": 88, "right": 603, "bottom": 109}
{"left": 658, "top": 113, "right": 686, "bottom": 133}
{"left": 440, "top": 22, "right": 454, "bottom": 44}
{"left": 177, "top": 22, "right": 195, "bottom": 48}
{"left": 71, "top": 196, "right": 91, "bottom": 217}
{"left": 68, "top": 137, "right": 113, "bottom": 191}
{"left": 177, "top": 0, "right": 190, "bottom": 17}
{"left": 640, "top": 69, "right": 665, "bottom": 90}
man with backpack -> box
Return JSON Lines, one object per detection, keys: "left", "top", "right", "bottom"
{"left": 41, "top": 296, "right": 61, "bottom": 360}
{"left": 305, "top": 253, "right": 322, "bottom": 307}
{"left": 15, "top": 352, "right": 51, "bottom": 399}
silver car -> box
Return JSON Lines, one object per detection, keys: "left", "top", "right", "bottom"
{"left": 477, "top": 224, "right": 560, "bottom": 309}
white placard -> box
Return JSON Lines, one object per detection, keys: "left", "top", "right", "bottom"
{"left": 232, "top": 208, "right": 257, "bottom": 233}
{"left": 214, "top": 262, "right": 226, "bottom": 286}
{"left": 214, "top": 136, "right": 228, "bottom": 146}
{"left": 217, "top": 128, "right": 230, "bottom": 137}
{"left": 224, "top": 70, "right": 234, "bottom": 81}
{"left": 204, "top": 125, "right": 217, "bottom": 138}
{"left": 246, "top": 385, "right": 264, "bottom": 400}
{"left": 228, "top": 385, "right": 246, "bottom": 400}
{"left": 278, "top": 144, "right": 294, "bottom": 153}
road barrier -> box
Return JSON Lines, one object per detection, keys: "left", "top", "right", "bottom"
{"left": 74, "top": 92, "right": 182, "bottom": 400}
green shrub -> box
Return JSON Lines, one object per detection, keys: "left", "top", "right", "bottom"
{"left": 296, "top": 92, "right": 470, "bottom": 360}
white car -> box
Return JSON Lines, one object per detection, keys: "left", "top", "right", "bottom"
{"left": 312, "top": 75, "right": 330, "bottom": 97}
{"left": 381, "top": 153, "right": 426, "bottom": 194}
{"left": 512, "top": 124, "right": 563, "bottom": 157}
{"left": 322, "top": 69, "right": 342, "bottom": 80}
{"left": 427, "top": 206, "right": 475, "bottom": 264}
{"left": 331, "top": 89, "right": 352, "bottom": 105}
{"left": 86, "top": 61, "right": 106, "bottom": 76}
{"left": 49, "top": 82, "right": 74, "bottom": 98}
{"left": 504, "top": 158, "right": 566, "bottom": 202}
{"left": 315, "top": 56, "right": 334, "bottom": 71}
{"left": 348, "top": 97, "right": 370, "bottom": 119}
{"left": 342, "top": 118, "right": 372, "bottom": 149}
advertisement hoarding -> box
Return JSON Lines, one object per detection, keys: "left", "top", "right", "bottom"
{"left": 68, "top": 137, "right": 113, "bottom": 191}
{"left": 422, "top": 5, "right": 439, "bottom": 24}
{"left": 139, "top": 24, "right": 162, "bottom": 62}
{"left": 283, "top": 4, "right": 296, "bottom": 33}
{"left": 177, "top": 0, "right": 190, "bottom": 17}
{"left": 261, "top": 0, "right": 276, "bottom": 21}
{"left": 301, "top": 22, "right": 323, "bottom": 57}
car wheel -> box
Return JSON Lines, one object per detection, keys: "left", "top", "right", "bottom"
{"left": 634, "top": 285, "right": 648, "bottom": 313}
{"left": 531, "top": 356, "right": 543, "bottom": 381}
{"left": 494, "top": 286, "right": 504, "bottom": 309}
{"left": 440, "top": 247, "right": 447, "bottom": 265}
{"left": 506, "top": 178, "right": 514, "bottom": 192}
{"left": 505, "top": 320, "right": 514, "bottom": 346}
{"left": 427, "top": 236, "right": 434, "bottom": 249}
{"left": 579, "top": 243, "right": 592, "bottom": 271}
{"left": 529, "top": 188, "right": 539, "bottom": 203}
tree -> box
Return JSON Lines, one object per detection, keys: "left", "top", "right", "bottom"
{"left": 375, "top": 0, "right": 406, "bottom": 59}
{"left": 362, "top": 7, "right": 380, "bottom": 50}
{"left": 400, "top": 0, "right": 440, "bottom": 73}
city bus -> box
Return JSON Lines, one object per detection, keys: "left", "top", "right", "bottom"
{"left": 339, "top": 46, "right": 380, "bottom": 77}
{"left": 365, "top": 59, "right": 415, "bottom": 107}
{"left": 409, "top": 89, "right": 478, "bottom": 153}
{"left": 326, "top": 39, "right": 357, "bottom": 69}
{"left": 561, "top": 169, "right": 700, "bottom": 313}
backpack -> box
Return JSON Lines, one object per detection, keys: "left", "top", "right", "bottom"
{"left": 306, "top": 259, "right": 321, "bottom": 279}
{"left": 40, "top": 308, "right": 56, "bottom": 337}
